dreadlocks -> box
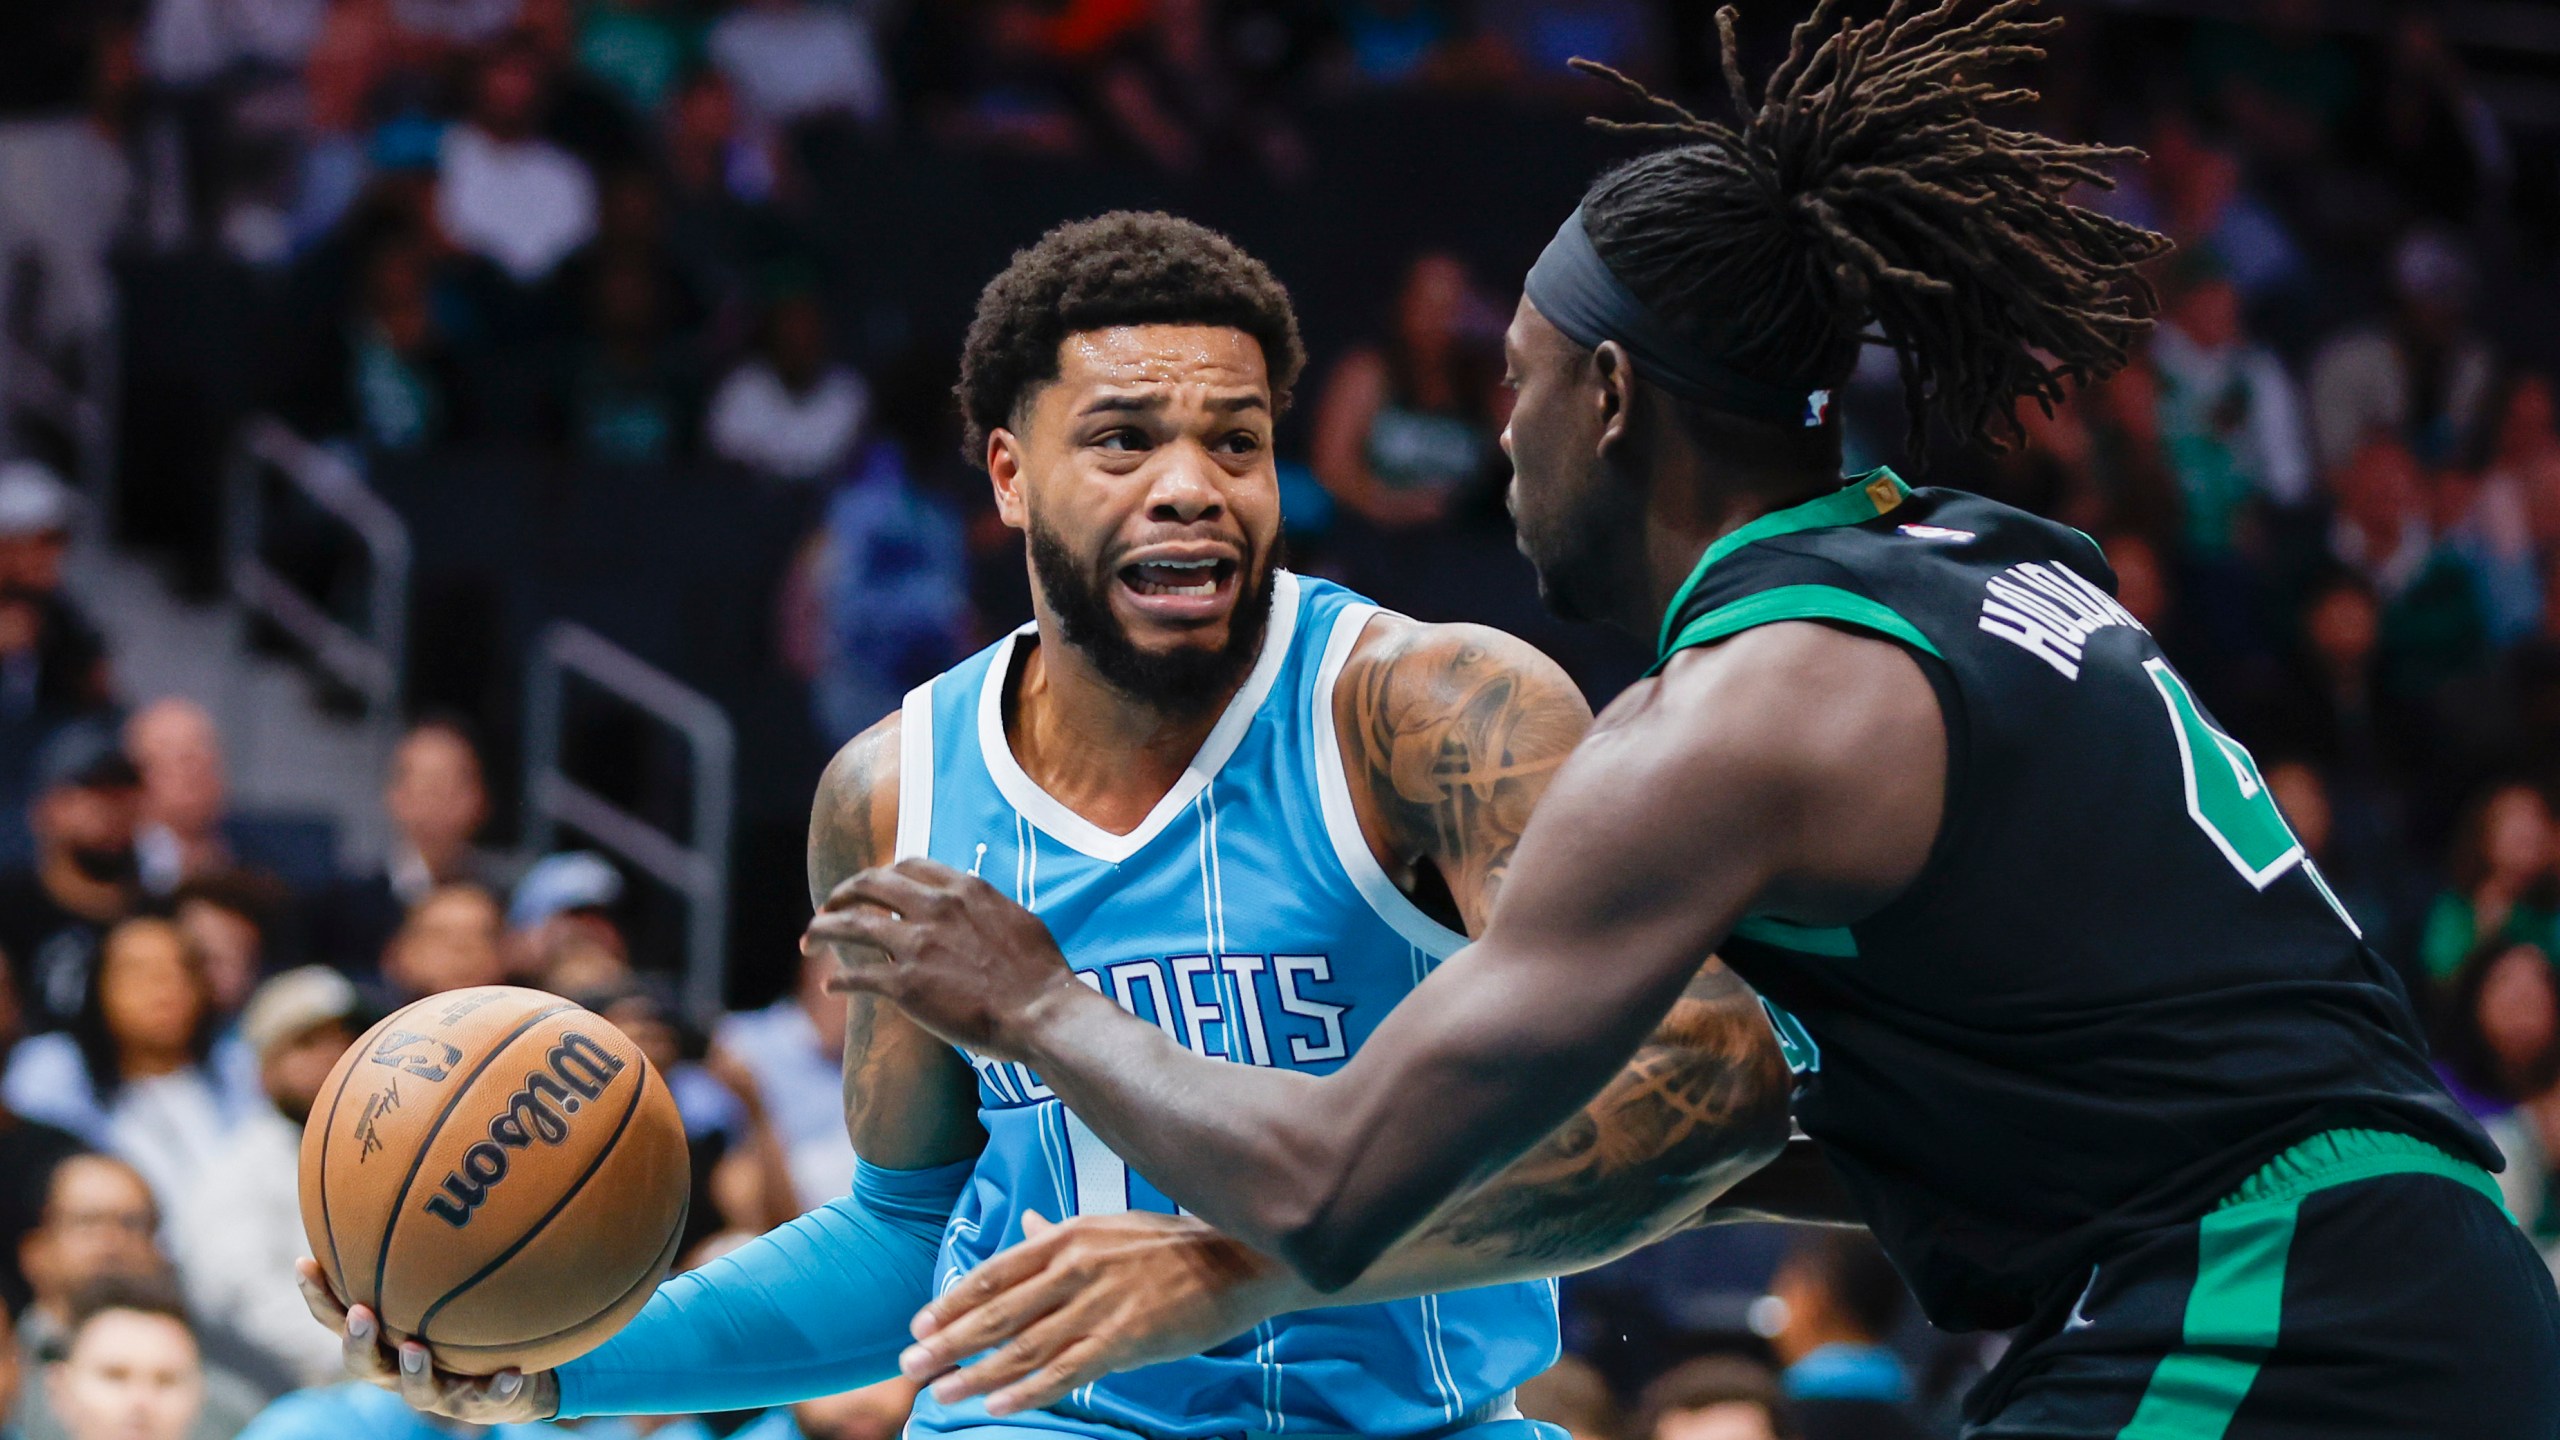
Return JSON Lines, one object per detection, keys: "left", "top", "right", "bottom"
{"left": 1573, "top": 0, "right": 2171, "bottom": 455}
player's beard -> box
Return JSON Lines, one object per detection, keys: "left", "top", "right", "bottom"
{"left": 1028, "top": 515, "right": 1278, "bottom": 721}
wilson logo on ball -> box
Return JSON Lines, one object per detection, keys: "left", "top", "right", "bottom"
{"left": 423, "top": 1033, "right": 628, "bottom": 1229}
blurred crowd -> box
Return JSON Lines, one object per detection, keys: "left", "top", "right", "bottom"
{"left": 4, "top": 0, "right": 2560, "bottom": 1438}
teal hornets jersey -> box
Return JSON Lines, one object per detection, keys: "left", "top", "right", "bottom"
{"left": 895, "top": 571, "right": 1560, "bottom": 1439}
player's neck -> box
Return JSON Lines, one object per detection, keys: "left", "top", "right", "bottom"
{"left": 1639, "top": 449, "right": 1842, "bottom": 635}
{"left": 1006, "top": 628, "right": 1243, "bottom": 836}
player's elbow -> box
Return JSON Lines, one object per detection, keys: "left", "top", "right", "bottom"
{"left": 1268, "top": 1209, "right": 1393, "bottom": 1295}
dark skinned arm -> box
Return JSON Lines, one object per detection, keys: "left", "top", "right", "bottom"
{"left": 806, "top": 716, "right": 986, "bottom": 1170}
{"left": 820, "top": 620, "right": 1941, "bottom": 1291}
{"left": 1692, "top": 1136, "right": 1864, "bottom": 1228}
{"left": 878, "top": 620, "right": 1792, "bottom": 1415}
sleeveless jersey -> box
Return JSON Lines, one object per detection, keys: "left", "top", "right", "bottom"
{"left": 1659, "top": 470, "right": 2495, "bottom": 1334}
{"left": 896, "top": 570, "right": 1559, "bottom": 1438}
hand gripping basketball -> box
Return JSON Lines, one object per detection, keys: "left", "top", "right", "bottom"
{"left": 295, "top": 1257, "right": 560, "bottom": 1422}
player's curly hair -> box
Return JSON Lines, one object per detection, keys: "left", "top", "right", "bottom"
{"left": 956, "top": 212, "right": 1306, "bottom": 464}
{"left": 1572, "top": 0, "right": 2171, "bottom": 453}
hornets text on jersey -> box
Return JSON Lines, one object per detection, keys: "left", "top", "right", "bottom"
{"left": 894, "top": 569, "right": 1560, "bottom": 1439}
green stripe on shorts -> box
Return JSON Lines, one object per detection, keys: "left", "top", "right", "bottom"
{"left": 2114, "top": 1129, "right": 2510, "bottom": 1440}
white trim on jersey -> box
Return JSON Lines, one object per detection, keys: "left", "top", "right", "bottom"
{"left": 1310, "top": 605, "right": 1469, "bottom": 960}
{"left": 973, "top": 570, "right": 1304, "bottom": 864}
{"left": 893, "top": 681, "right": 935, "bottom": 860}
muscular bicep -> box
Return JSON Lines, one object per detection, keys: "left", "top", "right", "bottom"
{"left": 1337, "top": 619, "right": 1593, "bottom": 936}
{"left": 1275, "top": 624, "right": 1942, "bottom": 1281}
{"left": 808, "top": 717, "right": 987, "bottom": 1169}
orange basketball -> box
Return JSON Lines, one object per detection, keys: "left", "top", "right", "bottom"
{"left": 299, "top": 986, "right": 690, "bottom": 1375}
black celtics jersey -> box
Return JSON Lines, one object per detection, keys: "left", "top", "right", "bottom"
{"left": 1667, "top": 469, "right": 2495, "bottom": 1333}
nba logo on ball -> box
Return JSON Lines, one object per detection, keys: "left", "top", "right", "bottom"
{"left": 1803, "top": 389, "right": 1833, "bottom": 427}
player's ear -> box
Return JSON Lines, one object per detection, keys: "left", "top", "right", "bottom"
{"left": 987, "top": 429, "right": 1029, "bottom": 530}
{"left": 1590, "top": 340, "right": 1634, "bottom": 460}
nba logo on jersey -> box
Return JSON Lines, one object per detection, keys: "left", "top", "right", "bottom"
{"left": 1803, "top": 388, "right": 1834, "bottom": 427}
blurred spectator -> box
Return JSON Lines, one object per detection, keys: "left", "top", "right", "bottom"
{"left": 169, "top": 871, "right": 285, "bottom": 1034}
{"left": 2308, "top": 228, "right": 2496, "bottom": 473}
{"left": 379, "top": 883, "right": 506, "bottom": 1002}
{"left": 2435, "top": 939, "right": 2559, "bottom": 1116}
{"left": 2329, "top": 438, "right": 2432, "bottom": 600}
{"left": 0, "top": 6, "right": 132, "bottom": 414}
{"left": 784, "top": 440, "right": 971, "bottom": 741}
{"left": 1763, "top": 1234, "right": 1927, "bottom": 1440}
{"left": 2433, "top": 453, "right": 2541, "bottom": 651}
{"left": 0, "top": 944, "right": 85, "bottom": 1319}
{"left": 2432, "top": 941, "right": 2560, "bottom": 1270}
{"left": 122, "top": 701, "right": 232, "bottom": 898}
{"left": 1632, "top": 1356, "right": 1796, "bottom": 1440}
{"left": 0, "top": 468, "right": 114, "bottom": 843}
{"left": 2150, "top": 253, "right": 2312, "bottom": 558}
{"left": 543, "top": 168, "right": 712, "bottom": 352}
{"left": 299, "top": 228, "right": 475, "bottom": 455}
{"left": 706, "top": 0, "right": 890, "bottom": 132}
{"left": 1, "top": 917, "right": 238, "bottom": 1211}
{"left": 574, "top": 0, "right": 696, "bottom": 118}
{"left": 1472, "top": 0, "right": 1664, "bottom": 92}
{"left": 390, "top": 0, "right": 525, "bottom": 49}
{"left": 312, "top": 720, "right": 501, "bottom": 974}
{"left": 2265, "top": 758, "right": 2411, "bottom": 964}
{"left": 715, "top": 946, "right": 852, "bottom": 1210}
{"left": 0, "top": 728, "right": 144, "bottom": 1034}
{"left": 559, "top": 246, "right": 701, "bottom": 466}
{"left": 1312, "top": 253, "right": 1495, "bottom": 532}
{"left": 173, "top": 968, "right": 358, "bottom": 1391}
{"left": 38, "top": 1275, "right": 202, "bottom": 1440}
{"left": 709, "top": 292, "right": 869, "bottom": 484}
{"left": 505, "top": 850, "right": 628, "bottom": 989}
{"left": 2485, "top": 376, "right": 2560, "bottom": 559}
{"left": 436, "top": 42, "right": 598, "bottom": 284}
{"left": 2417, "top": 783, "right": 2559, "bottom": 986}
{"left": 1517, "top": 1355, "right": 1621, "bottom": 1440}
{"left": 9, "top": 1155, "right": 261, "bottom": 1440}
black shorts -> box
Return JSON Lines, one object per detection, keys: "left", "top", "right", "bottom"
{"left": 1966, "top": 1129, "right": 2560, "bottom": 1440}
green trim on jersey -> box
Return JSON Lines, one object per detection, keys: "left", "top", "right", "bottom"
{"left": 1732, "top": 914, "right": 1860, "bottom": 957}
{"left": 1655, "top": 468, "right": 1915, "bottom": 659}
{"left": 2114, "top": 1130, "right": 2511, "bottom": 1440}
{"left": 1653, "top": 584, "right": 1943, "bottom": 677}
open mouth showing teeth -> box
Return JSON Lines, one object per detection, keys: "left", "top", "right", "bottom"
{"left": 1121, "top": 557, "right": 1237, "bottom": 598}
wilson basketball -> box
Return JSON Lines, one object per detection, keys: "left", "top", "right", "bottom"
{"left": 299, "top": 986, "right": 690, "bottom": 1375}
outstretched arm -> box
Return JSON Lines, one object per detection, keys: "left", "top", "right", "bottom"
{"left": 822, "top": 621, "right": 1943, "bottom": 1291}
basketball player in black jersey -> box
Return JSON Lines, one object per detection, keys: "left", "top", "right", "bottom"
{"left": 817, "top": 2, "right": 2560, "bottom": 1434}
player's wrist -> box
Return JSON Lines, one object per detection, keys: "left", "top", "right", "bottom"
{"left": 1012, "top": 971, "right": 1117, "bottom": 1066}
{"left": 530, "top": 1370, "right": 561, "bottom": 1420}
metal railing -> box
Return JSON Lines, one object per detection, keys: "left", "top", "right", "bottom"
{"left": 224, "top": 416, "right": 411, "bottom": 716}
{"left": 2, "top": 328, "right": 118, "bottom": 542}
{"left": 524, "top": 622, "right": 737, "bottom": 1018}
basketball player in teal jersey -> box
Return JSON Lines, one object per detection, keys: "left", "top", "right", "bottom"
{"left": 296, "top": 213, "right": 1797, "bottom": 1435}
{"left": 823, "top": 5, "right": 2560, "bottom": 1437}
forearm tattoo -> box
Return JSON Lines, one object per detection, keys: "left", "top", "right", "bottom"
{"left": 1422, "top": 960, "right": 1792, "bottom": 1262}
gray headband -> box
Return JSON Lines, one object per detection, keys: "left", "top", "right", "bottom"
{"left": 1523, "top": 207, "right": 1833, "bottom": 429}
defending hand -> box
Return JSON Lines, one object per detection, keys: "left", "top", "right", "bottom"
{"left": 896, "top": 1211, "right": 1290, "bottom": 1416}
{"left": 806, "top": 857, "right": 1084, "bottom": 1060}
{"left": 295, "top": 1257, "right": 559, "bottom": 1422}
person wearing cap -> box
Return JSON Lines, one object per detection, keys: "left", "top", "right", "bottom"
{"left": 2307, "top": 224, "right": 2499, "bottom": 474}
{"left": 0, "top": 461, "right": 111, "bottom": 736}
{"left": 0, "top": 726, "right": 143, "bottom": 1034}
{"left": 171, "top": 967, "right": 360, "bottom": 1390}
{"left": 505, "top": 851, "right": 629, "bottom": 992}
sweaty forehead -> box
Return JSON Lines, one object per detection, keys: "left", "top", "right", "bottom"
{"left": 1052, "top": 324, "right": 1269, "bottom": 398}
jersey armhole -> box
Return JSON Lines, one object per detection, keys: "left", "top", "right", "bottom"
{"left": 1659, "top": 581, "right": 1975, "bottom": 933}
{"left": 893, "top": 679, "right": 934, "bottom": 861}
{"left": 1310, "top": 605, "right": 1470, "bottom": 960}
